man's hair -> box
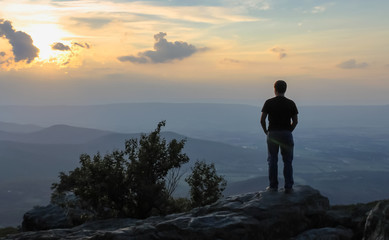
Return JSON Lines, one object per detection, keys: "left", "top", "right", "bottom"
{"left": 274, "top": 80, "right": 287, "bottom": 94}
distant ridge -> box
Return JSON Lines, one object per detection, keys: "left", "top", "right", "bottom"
{"left": 26, "top": 124, "right": 112, "bottom": 144}
{"left": 0, "top": 103, "right": 260, "bottom": 134}
{"left": 0, "top": 121, "right": 42, "bottom": 133}
{"left": 0, "top": 124, "right": 112, "bottom": 144}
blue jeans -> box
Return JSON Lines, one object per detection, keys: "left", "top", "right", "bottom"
{"left": 267, "top": 130, "right": 294, "bottom": 189}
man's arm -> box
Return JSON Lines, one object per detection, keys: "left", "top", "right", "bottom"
{"left": 290, "top": 114, "right": 298, "bottom": 132}
{"left": 260, "top": 112, "right": 268, "bottom": 135}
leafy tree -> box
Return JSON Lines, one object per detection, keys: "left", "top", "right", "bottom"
{"left": 125, "top": 121, "right": 189, "bottom": 218}
{"left": 185, "top": 160, "right": 227, "bottom": 207}
{"left": 51, "top": 121, "right": 189, "bottom": 219}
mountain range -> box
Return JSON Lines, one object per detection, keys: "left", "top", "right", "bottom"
{"left": 0, "top": 103, "right": 388, "bottom": 227}
{"left": 1, "top": 103, "right": 389, "bottom": 136}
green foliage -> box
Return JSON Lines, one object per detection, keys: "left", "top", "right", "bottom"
{"left": 52, "top": 151, "right": 129, "bottom": 218}
{"left": 0, "top": 227, "right": 19, "bottom": 237}
{"left": 185, "top": 160, "right": 227, "bottom": 207}
{"left": 51, "top": 121, "right": 189, "bottom": 219}
{"left": 166, "top": 197, "right": 192, "bottom": 213}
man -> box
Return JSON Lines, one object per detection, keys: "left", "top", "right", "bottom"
{"left": 260, "top": 80, "right": 298, "bottom": 193}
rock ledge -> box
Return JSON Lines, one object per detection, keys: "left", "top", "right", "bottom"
{"left": 2, "top": 185, "right": 388, "bottom": 240}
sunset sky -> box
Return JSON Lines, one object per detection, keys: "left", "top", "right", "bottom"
{"left": 1, "top": 0, "right": 388, "bottom": 106}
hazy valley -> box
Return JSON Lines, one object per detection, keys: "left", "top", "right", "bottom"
{"left": 0, "top": 103, "right": 389, "bottom": 227}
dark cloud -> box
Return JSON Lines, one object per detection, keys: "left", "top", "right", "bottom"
{"left": 270, "top": 47, "right": 287, "bottom": 59}
{"left": 0, "top": 52, "right": 5, "bottom": 57}
{"left": 336, "top": 59, "right": 368, "bottom": 69}
{"left": 72, "top": 42, "right": 90, "bottom": 49}
{"left": 118, "top": 55, "right": 148, "bottom": 64}
{"left": 118, "top": 32, "right": 206, "bottom": 64}
{"left": 0, "top": 19, "right": 39, "bottom": 63}
{"left": 71, "top": 17, "right": 112, "bottom": 29}
{"left": 50, "top": 42, "right": 90, "bottom": 66}
{"left": 52, "top": 42, "right": 71, "bottom": 51}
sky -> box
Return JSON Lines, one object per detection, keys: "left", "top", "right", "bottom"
{"left": 0, "top": 0, "right": 388, "bottom": 106}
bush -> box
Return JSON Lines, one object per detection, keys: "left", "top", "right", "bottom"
{"left": 185, "top": 160, "right": 227, "bottom": 207}
{"left": 166, "top": 197, "right": 192, "bottom": 213}
{"left": 51, "top": 121, "right": 189, "bottom": 219}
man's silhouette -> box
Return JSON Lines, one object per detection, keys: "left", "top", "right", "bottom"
{"left": 260, "top": 80, "right": 298, "bottom": 193}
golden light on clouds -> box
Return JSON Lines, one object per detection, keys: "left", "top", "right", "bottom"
{"left": 1, "top": 0, "right": 78, "bottom": 67}
{"left": 26, "top": 24, "right": 73, "bottom": 62}
{"left": 1, "top": 0, "right": 388, "bottom": 105}
{"left": 1, "top": 0, "right": 264, "bottom": 69}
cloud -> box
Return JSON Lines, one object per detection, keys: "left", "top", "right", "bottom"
{"left": 73, "top": 42, "right": 90, "bottom": 49}
{"left": 118, "top": 55, "right": 149, "bottom": 64}
{"left": 336, "top": 59, "right": 368, "bottom": 69}
{"left": 228, "top": 0, "right": 271, "bottom": 11}
{"left": 309, "top": 3, "right": 335, "bottom": 14}
{"left": 51, "top": 1, "right": 262, "bottom": 26}
{"left": 0, "top": 19, "right": 39, "bottom": 63}
{"left": 70, "top": 17, "right": 112, "bottom": 29}
{"left": 52, "top": 42, "right": 91, "bottom": 66}
{"left": 52, "top": 42, "right": 91, "bottom": 51}
{"left": 312, "top": 5, "right": 326, "bottom": 14}
{"left": 118, "top": 32, "right": 207, "bottom": 64}
{"left": 270, "top": 47, "right": 287, "bottom": 59}
{"left": 52, "top": 42, "right": 71, "bottom": 51}
{"left": 0, "top": 52, "right": 5, "bottom": 57}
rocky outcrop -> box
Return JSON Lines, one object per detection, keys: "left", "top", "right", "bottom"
{"left": 21, "top": 203, "right": 95, "bottom": 231}
{"left": 1, "top": 185, "right": 388, "bottom": 240}
{"left": 21, "top": 204, "right": 73, "bottom": 231}
{"left": 22, "top": 193, "right": 95, "bottom": 231}
{"left": 362, "top": 200, "right": 389, "bottom": 240}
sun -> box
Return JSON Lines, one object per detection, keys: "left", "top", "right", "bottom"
{"left": 26, "top": 23, "right": 73, "bottom": 62}
{"left": 2, "top": 1, "right": 76, "bottom": 63}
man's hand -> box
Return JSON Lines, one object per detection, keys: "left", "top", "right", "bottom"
{"left": 260, "top": 112, "right": 268, "bottom": 135}
{"left": 290, "top": 114, "right": 298, "bottom": 132}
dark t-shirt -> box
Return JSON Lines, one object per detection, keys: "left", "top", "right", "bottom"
{"left": 262, "top": 96, "right": 298, "bottom": 131}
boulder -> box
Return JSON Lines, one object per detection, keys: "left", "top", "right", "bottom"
{"left": 363, "top": 200, "right": 389, "bottom": 240}
{"left": 21, "top": 204, "right": 72, "bottom": 231}
{"left": 22, "top": 193, "right": 95, "bottom": 231}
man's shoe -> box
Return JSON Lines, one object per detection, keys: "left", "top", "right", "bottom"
{"left": 266, "top": 186, "right": 278, "bottom": 192}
